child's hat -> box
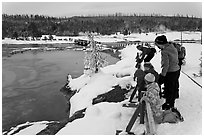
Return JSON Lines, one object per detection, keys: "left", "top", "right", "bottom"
{"left": 144, "top": 73, "right": 155, "bottom": 82}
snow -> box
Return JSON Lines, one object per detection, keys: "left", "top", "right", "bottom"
{"left": 126, "top": 31, "right": 201, "bottom": 42}
{"left": 14, "top": 123, "right": 47, "bottom": 135}
{"left": 6, "top": 121, "right": 50, "bottom": 135}
{"left": 181, "top": 43, "right": 202, "bottom": 85}
{"left": 5, "top": 31, "right": 202, "bottom": 135}
{"left": 157, "top": 72, "right": 202, "bottom": 135}
{"left": 57, "top": 102, "right": 121, "bottom": 135}
{"left": 69, "top": 73, "right": 118, "bottom": 116}
{"left": 57, "top": 32, "right": 202, "bottom": 135}
{"left": 2, "top": 31, "right": 201, "bottom": 45}
{"left": 2, "top": 38, "right": 74, "bottom": 45}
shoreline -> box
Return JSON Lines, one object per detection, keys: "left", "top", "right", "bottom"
{"left": 2, "top": 43, "right": 123, "bottom": 61}
{"left": 2, "top": 48, "right": 120, "bottom": 131}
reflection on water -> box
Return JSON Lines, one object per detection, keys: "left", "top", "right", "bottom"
{"left": 2, "top": 50, "right": 119, "bottom": 131}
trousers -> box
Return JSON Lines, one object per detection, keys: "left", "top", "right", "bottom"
{"left": 163, "top": 70, "right": 180, "bottom": 108}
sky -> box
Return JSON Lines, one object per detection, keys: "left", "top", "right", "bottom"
{"left": 2, "top": 1, "right": 202, "bottom": 18}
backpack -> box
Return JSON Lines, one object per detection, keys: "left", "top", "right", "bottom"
{"left": 180, "top": 46, "right": 186, "bottom": 59}
{"left": 162, "top": 108, "right": 184, "bottom": 123}
{"left": 172, "top": 42, "right": 186, "bottom": 59}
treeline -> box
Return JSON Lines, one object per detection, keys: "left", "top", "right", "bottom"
{"left": 2, "top": 14, "right": 202, "bottom": 39}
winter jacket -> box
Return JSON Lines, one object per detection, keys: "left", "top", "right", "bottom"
{"left": 161, "top": 43, "right": 180, "bottom": 76}
{"left": 141, "top": 47, "right": 152, "bottom": 55}
{"left": 139, "top": 47, "right": 156, "bottom": 61}
{"left": 133, "top": 68, "right": 146, "bottom": 91}
{"left": 145, "top": 82, "right": 163, "bottom": 115}
{"left": 141, "top": 82, "right": 163, "bottom": 123}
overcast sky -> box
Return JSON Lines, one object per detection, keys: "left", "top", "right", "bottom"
{"left": 2, "top": 2, "right": 202, "bottom": 18}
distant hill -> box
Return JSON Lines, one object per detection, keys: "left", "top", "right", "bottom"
{"left": 2, "top": 14, "right": 202, "bottom": 39}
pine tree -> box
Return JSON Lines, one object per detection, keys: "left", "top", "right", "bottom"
{"left": 84, "top": 33, "right": 108, "bottom": 76}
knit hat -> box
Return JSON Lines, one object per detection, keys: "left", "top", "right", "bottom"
{"left": 144, "top": 62, "right": 154, "bottom": 69}
{"left": 144, "top": 73, "right": 155, "bottom": 82}
{"left": 155, "top": 35, "right": 168, "bottom": 44}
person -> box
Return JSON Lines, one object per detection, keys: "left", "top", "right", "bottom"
{"left": 129, "top": 62, "right": 159, "bottom": 103}
{"left": 143, "top": 62, "right": 161, "bottom": 97}
{"left": 143, "top": 62, "right": 159, "bottom": 83}
{"left": 172, "top": 42, "right": 186, "bottom": 99}
{"left": 141, "top": 73, "right": 184, "bottom": 124}
{"left": 172, "top": 42, "right": 186, "bottom": 68}
{"left": 154, "top": 35, "right": 180, "bottom": 110}
{"left": 136, "top": 43, "right": 156, "bottom": 63}
{"left": 141, "top": 73, "right": 163, "bottom": 123}
{"left": 129, "top": 63, "right": 146, "bottom": 103}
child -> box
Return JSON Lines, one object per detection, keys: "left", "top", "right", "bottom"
{"left": 141, "top": 73, "right": 184, "bottom": 124}
{"left": 129, "top": 62, "right": 158, "bottom": 103}
{"left": 129, "top": 64, "right": 146, "bottom": 103}
{"left": 141, "top": 73, "right": 163, "bottom": 123}
{"left": 143, "top": 62, "right": 163, "bottom": 98}
{"left": 143, "top": 62, "right": 159, "bottom": 83}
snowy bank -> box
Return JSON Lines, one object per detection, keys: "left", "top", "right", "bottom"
{"left": 4, "top": 31, "right": 202, "bottom": 135}
{"left": 57, "top": 42, "right": 202, "bottom": 135}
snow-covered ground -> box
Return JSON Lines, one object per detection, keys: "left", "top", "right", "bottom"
{"left": 2, "top": 31, "right": 201, "bottom": 45}
{"left": 4, "top": 31, "right": 202, "bottom": 135}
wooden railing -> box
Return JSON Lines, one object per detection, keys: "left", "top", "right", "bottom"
{"left": 116, "top": 100, "right": 156, "bottom": 135}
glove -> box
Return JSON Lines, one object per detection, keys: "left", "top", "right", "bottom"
{"left": 158, "top": 74, "right": 165, "bottom": 85}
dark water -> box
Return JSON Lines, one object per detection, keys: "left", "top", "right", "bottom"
{"left": 2, "top": 49, "right": 119, "bottom": 131}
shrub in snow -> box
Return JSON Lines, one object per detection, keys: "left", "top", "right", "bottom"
{"left": 84, "top": 33, "right": 108, "bottom": 76}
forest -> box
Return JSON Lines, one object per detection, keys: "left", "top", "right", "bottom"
{"left": 2, "top": 14, "right": 202, "bottom": 39}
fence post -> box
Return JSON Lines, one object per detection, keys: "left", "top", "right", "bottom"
{"left": 145, "top": 100, "right": 156, "bottom": 135}
{"left": 140, "top": 101, "right": 145, "bottom": 124}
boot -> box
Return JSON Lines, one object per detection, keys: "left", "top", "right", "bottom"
{"left": 162, "top": 103, "right": 171, "bottom": 110}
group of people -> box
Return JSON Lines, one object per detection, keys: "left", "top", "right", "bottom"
{"left": 130, "top": 35, "right": 185, "bottom": 123}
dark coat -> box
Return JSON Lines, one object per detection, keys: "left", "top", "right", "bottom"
{"left": 133, "top": 68, "right": 146, "bottom": 91}
{"left": 138, "top": 47, "right": 156, "bottom": 63}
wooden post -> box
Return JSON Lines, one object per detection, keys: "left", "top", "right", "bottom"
{"left": 140, "top": 101, "right": 145, "bottom": 124}
{"left": 145, "top": 110, "right": 150, "bottom": 135}
{"left": 181, "top": 31, "right": 183, "bottom": 46}
{"left": 145, "top": 100, "right": 156, "bottom": 135}
{"left": 123, "top": 100, "right": 156, "bottom": 135}
{"left": 125, "top": 103, "right": 141, "bottom": 132}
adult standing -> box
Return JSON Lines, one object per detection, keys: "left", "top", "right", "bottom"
{"left": 154, "top": 35, "right": 180, "bottom": 110}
